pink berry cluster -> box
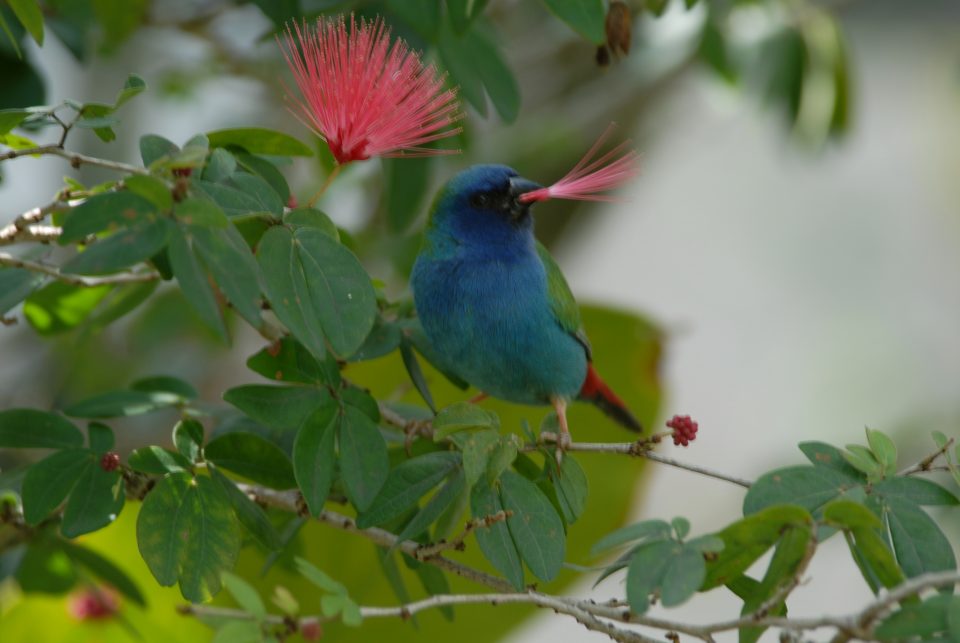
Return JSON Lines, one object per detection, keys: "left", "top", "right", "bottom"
{"left": 666, "top": 415, "right": 698, "bottom": 447}
{"left": 68, "top": 588, "right": 118, "bottom": 620}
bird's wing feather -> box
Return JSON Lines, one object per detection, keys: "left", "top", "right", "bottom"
{"left": 535, "top": 241, "right": 592, "bottom": 361}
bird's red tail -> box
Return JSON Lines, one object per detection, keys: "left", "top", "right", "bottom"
{"left": 578, "top": 363, "right": 643, "bottom": 432}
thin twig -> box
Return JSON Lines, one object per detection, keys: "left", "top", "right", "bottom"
{"left": 0, "top": 252, "right": 159, "bottom": 286}
{"left": 415, "top": 510, "right": 512, "bottom": 559}
{"left": 0, "top": 145, "right": 149, "bottom": 175}
{"left": 899, "top": 436, "right": 955, "bottom": 476}
{"left": 0, "top": 224, "right": 62, "bottom": 246}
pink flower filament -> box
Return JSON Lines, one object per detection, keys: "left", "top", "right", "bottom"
{"left": 279, "top": 15, "right": 462, "bottom": 164}
{"left": 519, "top": 125, "right": 640, "bottom": 203}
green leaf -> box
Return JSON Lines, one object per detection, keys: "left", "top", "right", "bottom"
{"left": 295, "top": 556, "right": 346, "bottom": 593}
{"left": 541, "top": 0, "right": 605, "bottom": 44}
{"left": 446, "top": 0, "right": 489, "bottom": 32}
{"left": 549, "top": 453, "right": 588, "bottom": 524}
{"left": 247, "top": 337, "right": 337, "bottom": 386}
{"left": 132, "top": 375, "right": 197, "bottom": 399}
{"left": 87, "top": 422, "right": 114, "bottom": 453}
{"left": 259, "top": 226, "right": 378, "bottom": 358}
{"left": 414, "top": 564, "right": 453, "bottom": 620}
{"left": 0, "top": 267, "right": 44, "bottom": 315}
{"left": 192, "top": 180, "right": 267, "bottom": 218}
{"left": 124, "top": 174, "right": 173, "bottom": 211}
{"left": 137, "top": 472, "right": 240, "bottom": 602}
{"left": 61, "top": 541, "right": 146, "bottom": 606}
{"left": 660, "top": 546, "right": 706, "bottom": 607}
{"left": 843, "top": 443, "right": 882, "bottom": 479}
{"left": 848, "top": 525, "right": 905, "bottom": 591}
{"left": 209, "top": 464, "right": 282, "bottom": 551}
{"left": 0, "top": 409, "right": 83, "bottom": 449}
{"left": 874, "top": 477, "right": 959, "bottom": 506}
{"left": 140, "top": 134, "right": 179, "bottom": 167}
{"left": 222, "top": 572, "right": 266, "bottom": 619}
{"left": 486, "top": 435, "right": 518, "bottom": 484}
{"left": 396, "top": 469, "right": 466, "bottom": 543}
{"left": 15, "top": 542, "right": 76, "bottom": 593}
{"left": 114, "top": 73, "right": 146, "bottom": 107}
{"left": 293, "top": 403, "right": 339, "bottom": 516}
{"left": 866, "top": 428, "right": 898, "bottom": 475}
{"left": 174, "top": 198, "right": 228, "bottom": 228}
{"left": 703, "top": 505, "right": 813, "bottom": 589}
{"left": 173, "top": 418, "right": 204, "bottom": 462}
{"left": 399, "top": 339, "right": 436, "bottom": 412}
{"left": 0, "top": 108, "right": 29, "bottom": 134}
{"left": 743, "top": 465, "right": 861, "bottom": 517}
{"left": 189, "top": 225, "right": 263, "bottom": 328}
{"left": 500, "top": 470, "right": 565, "bottom": 582}
{"left": 64, "top": 389, "right": 180, "bottom": 418}
{"left": 168, "top": 227, "right": 227, "bottom": 341}
{"left": 591, "top": 519, "right": 672, "bottom": 556}
{"left": 60, "top": 462, "right": 124, "bottom": 537}
{"left": 672, "top": 516, "right": 691, "bottom": 540}
{"left": 798, "top": 440, "right": 865, "bottom": 477}
{"left": 433, "top": 402, "right": 500, "bottom": 440}
{"left": 203, "top": 147, "right": 237, "bottom": 183}
{"left": 383, "top": 156, "right": 432, "bottom": 233}
{"left": 207, "top": 128, "right": 313, "bottom": 157}
{"left": 457, "top": 429, "right": 500, "bottom": 487}
{"left": 876, "top": 594, "right": 960, "bottom": 641}
{"left": 823, "top": 499, "right": 881, "bottom": 529}
{"left": 357, "top": 451, "right": 461, "bottom": 528}
{"left": 338, "top": 405, "right": 389, "bottom": 511}
{"left": 626, "top": 540, "right": 676, "bottom": 614}
{"left": 283, "top": 207, "right": 338, "bottom": 239}
{"left": 471, "top": 479, "right": 524, "bottom": 590}
{"left": 224, "top": 384, "right": 331, "bottom": 433}
{"left": 211, "top": 621, "right": 262, "bottom": 643}
{"left": 21, "top": 449, "right": 91, "bottom": 524}
{"left": 229, "top": 172, "right": 284, "bottom": 217}
{"left": 59, "top": 192, "right": 157, "bottom": 244}
{"left": 885, "top": 498, "right": 956, "bottom": 579}
{"left": 23, "top": 282, "right": 112, "bottom": 336}
{"left": 204, "top": 431, "right": 297, "bottom": 489}
{"left": 128, "top": 446, "right": 191, "bottom": 474}
{"left": 61, "top": 219, "right": 172, "bottom": 276}
{"left": 8, "top": 0, "right": 44, "bottom": 46}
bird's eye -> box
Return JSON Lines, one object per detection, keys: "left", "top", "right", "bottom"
{"left": 471, "top": 193, "right": 490, "bottom": 208}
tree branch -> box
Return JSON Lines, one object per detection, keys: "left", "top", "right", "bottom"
{"left": 0, "top": 145, "right": 149, "bottom": 175}
{"left": 899, "top": 436, "right": 955, "bottom": 476}
{"left": 0, "top": 252, "right": 160, "bottom": 286}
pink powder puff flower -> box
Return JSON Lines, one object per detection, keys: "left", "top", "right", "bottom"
{"left": 278, "top": 15, "right": 462, "bottom": 165}
{"left": 519, "top": 124, "right": 640, "bottom": 203}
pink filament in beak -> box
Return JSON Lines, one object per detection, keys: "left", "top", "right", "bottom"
{"left": 519, "top": 124, "right": 640, "bottom": 204}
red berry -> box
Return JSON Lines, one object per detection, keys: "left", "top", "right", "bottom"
{"left": 172, "top": 167, "right": 193, "bottom": 177}
{"left": 286, "top": 194, "right": 299, "bottom": 209}
{"left": 100, "top": 452, "right": 120, "bottom": 472}
{"left": 666, "top": 414, "right": 698, "bottom": 447}
{"left": 301, "top": 620, "right": 323, "bottom": 641}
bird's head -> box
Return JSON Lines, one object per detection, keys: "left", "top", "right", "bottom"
{"left": 428, "top": 164, "right": 544, "bottom": 246}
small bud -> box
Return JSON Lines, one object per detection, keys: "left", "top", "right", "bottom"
{"left": 68, "top": 588, "right": 119, "bottom": 620}
{"left": 286, "top": 194, "right": 299, "bottom": 209}
{"left": 301, "top": 619, "right": 323, "bottom": 641}
{"left": 100, "top": 452, "right": 120, "bottom": 472}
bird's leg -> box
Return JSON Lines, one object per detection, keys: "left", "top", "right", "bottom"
{"left": 545, "top": 397, "right": 572, "bottom": 464}
{"left": 468, "top": 392, "right": 489, "bottom": 404}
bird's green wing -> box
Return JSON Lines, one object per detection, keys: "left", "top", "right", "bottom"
{"left": 535, "top": 241, "right": 592, "bottom": 361}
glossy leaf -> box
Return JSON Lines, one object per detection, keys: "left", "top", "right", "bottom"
{"left": 0, "top": 409, "right": 83, "bottom": 449}
{"left": 204, "top": 431, "right": 297, "bottom": 489}
{"left": 128, "top": 446, "right": 192, "bottom": 474}
{"left": 173, "top": 418, "right": 204, "bottom": 463}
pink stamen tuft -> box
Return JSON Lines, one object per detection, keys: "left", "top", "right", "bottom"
{"left": 519, "top": 124, "right": 640, "bottom": 203}
{"left": 278, "top": 15, "right": 463, "bottom": 165}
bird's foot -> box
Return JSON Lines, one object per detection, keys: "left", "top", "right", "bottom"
{"left": 549, "top": 396, "right": 572, "bottom": 466}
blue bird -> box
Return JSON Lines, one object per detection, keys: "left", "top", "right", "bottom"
{"left": 411, "top": 164, "right": 642, "bottom": 451}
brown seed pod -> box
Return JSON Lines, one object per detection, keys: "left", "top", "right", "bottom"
{"left": 606, "top": 1, "right": 632, "bottom": 58}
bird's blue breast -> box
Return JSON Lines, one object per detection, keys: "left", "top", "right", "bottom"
{"left": 411, "top": 229, "right": 587, "bottom": 406}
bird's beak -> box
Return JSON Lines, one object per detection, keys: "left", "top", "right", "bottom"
{"left": 508, "top": 177, "right": 543, "bottom": 219}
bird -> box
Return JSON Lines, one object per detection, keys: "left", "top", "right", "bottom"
{"left": 411, "top": 164, "right": 642, "bottom": 454}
